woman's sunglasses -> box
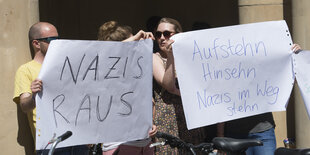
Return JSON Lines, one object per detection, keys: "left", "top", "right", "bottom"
{"left": 155, "top": 31, "right": 174, "bottom": 39}
{"left": 35, "top": 36, "right": 59, "bottom": 43}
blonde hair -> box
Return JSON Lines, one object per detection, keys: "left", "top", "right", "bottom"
{"left": 158, "top": 17, "right": 183, "bottom": 33}
{"left": 97, "top": 21, "right": 132, "bottom": 41}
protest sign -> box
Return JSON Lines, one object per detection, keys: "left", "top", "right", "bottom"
{"left": 36, "top": 39, "right": 153, "bottom": 149}
{"left": 294, "top": 50, "right": 310, "bottom": 119}
{"left": 171, "top": 20, "right": 295, "bottom": 130}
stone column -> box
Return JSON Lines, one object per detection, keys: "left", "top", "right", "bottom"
{"left": 238, "top": 0, "right": 287, "bottom": 147}
{"left": 0, "top": 0, "right": 39, "bottom": 154}
{"left": 292, "top": 0, "right": 310, "bottom": 148}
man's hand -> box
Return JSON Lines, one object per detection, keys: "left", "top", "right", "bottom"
{"left": 31, "top": 79, "right": 42, "bottom": 94}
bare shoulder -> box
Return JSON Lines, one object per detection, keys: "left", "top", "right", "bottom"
{"left": 153, "top": 53, "right": 164, "bottom": 65}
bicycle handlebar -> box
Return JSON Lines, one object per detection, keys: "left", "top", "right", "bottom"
{"left": 48, "top": 131, "right": 73, "bottom": 155}
{"left": 154, "top": 132, "right": 212, "bottom": 154}
{"left": 155, "top": 132, "right": 188, "bottom": 149}
{"left": 57, "top": 131, "right": 72, "bottom": 142}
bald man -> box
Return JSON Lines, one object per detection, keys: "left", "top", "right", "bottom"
{"left": 13, "top": 22, "right": 89, "bottom": 155}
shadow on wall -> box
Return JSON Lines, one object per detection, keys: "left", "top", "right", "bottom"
{"left": 16, "top": 104, "right": 35, "bottom": 155}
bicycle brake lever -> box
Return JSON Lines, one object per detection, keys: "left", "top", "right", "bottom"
{"left": 48, "top": 133, "right": 57, "bottom": 143}
{"left": 150, "top": 141, "right": 165, "bottom": 148}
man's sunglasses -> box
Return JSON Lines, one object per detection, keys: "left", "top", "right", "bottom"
{"left": 34, "top": 36, "right": 59, "bottom": 43}
{"left": 155, "top": 31, "right": 174, "bottom": 39}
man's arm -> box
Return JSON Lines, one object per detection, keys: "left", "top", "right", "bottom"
{"left": 19, "top": 79, "right": 42, "bottom": 113}
{"left": 19, "top": 93, "right": 35, "bottom": 113}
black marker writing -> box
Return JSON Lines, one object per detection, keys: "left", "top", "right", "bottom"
{"left": 75, "top": 95, "right": 91, "bottom": 126}
{"left": 96, "top": 96, "right": 112, "bottom": 122}
{"left": 105, "top": 57, "right": 121, "bottom": 79}
{"left": 53, "top": 94, "right": 70, "bottom": 128}
{"left": 83, "top": 55, "right": 99, "bottom": 81}
{"left": 123, "top": 57, "right": 128, "bottom": 78}
{"left": 118, "top": 91, "right": 133, "bottom": 116}
{"left": 133, "top": 56, "right": 143, "bottom": 79}
{"left": 60, "top": 54, "right": 86, "bottom": 84}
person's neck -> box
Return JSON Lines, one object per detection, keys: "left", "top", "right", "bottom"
{"left": 33, "top": 52, "right": 45, "bottom": 64}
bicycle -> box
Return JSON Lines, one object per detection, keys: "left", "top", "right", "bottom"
{"left": 90, "top": 143, "right": 102, "bottom": 155}
{"left": 151, "top": 132, "right": 263, "bottom": 155}
{"left": 274, "top": 147, "right": 310, "bottom": 155}
{"left": 40, "top": 131, "right": 73, "bottom": 155}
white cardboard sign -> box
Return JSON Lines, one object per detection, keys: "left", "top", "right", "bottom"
{"left": 294, "top": 50, "right": 310, "bottom": 119}
{"left": 172, "top": 20, "right": 295, "bottom": 130}
{"left": 36, "top": 39, "right": 153, "bottom": 149}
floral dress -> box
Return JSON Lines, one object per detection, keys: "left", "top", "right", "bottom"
{"left": 153, "top": 53, "right": 206, "bottom": 155}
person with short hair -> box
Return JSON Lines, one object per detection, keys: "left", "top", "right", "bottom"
{"left": 13, "top": 22, "right": 89, "bottom": 155}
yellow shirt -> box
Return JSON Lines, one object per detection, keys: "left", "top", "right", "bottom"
{"left": 13, "top": 60, "right": 41, "bottom": 140}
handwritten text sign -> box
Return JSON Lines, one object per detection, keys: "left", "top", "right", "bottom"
{"left": 36, "top": 39, "right": 153, "bottom": 149}
{"left": 294, "top": 50, "right": 310, "bottom": 119}
{"left": 172, "top": 20, "right": 295, "bottom": 130}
